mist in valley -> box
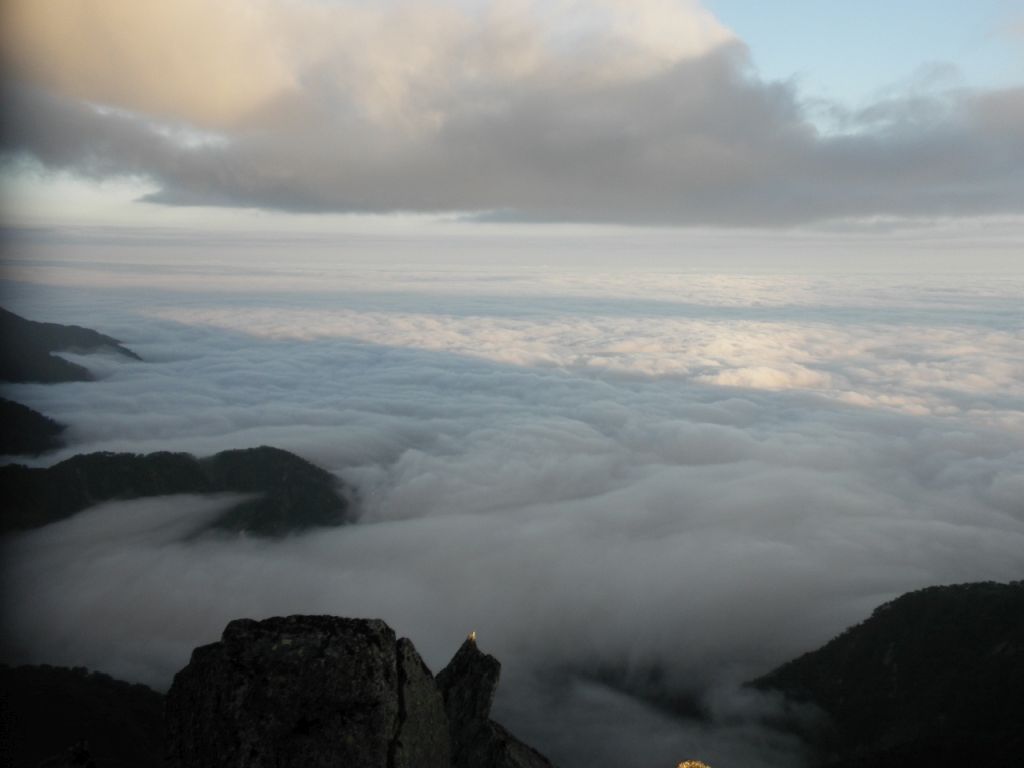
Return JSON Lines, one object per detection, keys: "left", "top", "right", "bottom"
{"left": 2, "top": 233, "right": 1022, "bottom": 767}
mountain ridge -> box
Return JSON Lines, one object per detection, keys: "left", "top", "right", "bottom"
{"left": 0, "top": 307, "right": 141, "bottom": 384}
{"left": 753, "top": 580, "right": 1024, "bottom": 767}
{"left": 0, "top": 397, "right": 66, "bottom": 456}
{"left": 0, "top": 445, "right": 351, "bottom": 536}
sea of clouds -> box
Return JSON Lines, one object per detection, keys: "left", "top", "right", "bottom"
{"left": 2, "top": 230, "right": 1023, "bottom": 767}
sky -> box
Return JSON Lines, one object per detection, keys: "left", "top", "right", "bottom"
{"left": 1, "top": 0, "right": 1022, "bottom": 243}
{"left": 1, "top": 4, "right": 1023, "bottom": 768}
{"left": 706, "top": 0, "right": 1023, "bottom": 103}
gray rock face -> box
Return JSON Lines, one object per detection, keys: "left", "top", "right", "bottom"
{"left": 166, "top": 617, "right": 555, "bottom": 768}
{"left": 165, "top": 616, "right": 449, "bottom": 768}
{"left": 436, "top": 636, "right": 501, "bottom": 724}
{"left": 437, "top": 637, "right": 556, "bottom": 768}
{"left": 393, "top": 638, "right": 451, "bottom": 768}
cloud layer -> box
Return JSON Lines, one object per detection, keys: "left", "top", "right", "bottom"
{"left": 2, "top": 239, "right": 1023, "bottom": 766}
{"left": 2, "top": 0, "right": 1022, "bottom": 225}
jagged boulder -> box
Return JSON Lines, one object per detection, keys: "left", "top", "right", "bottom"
{"left": 437, "top": 636, "right": 556, "bottom": 768}
{"left": 436, "top": 634, "right": 501, "bottom": 724}
{"left": 165, "top": 616, "right": 450, "bottom": 768}
{"left": 166, "top": 618, "right": 557, "bottom": 768}
{"left": 394, "top": 638, "right": 451, "bottom": 768}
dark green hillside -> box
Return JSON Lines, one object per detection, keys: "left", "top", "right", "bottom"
{"left": 0, "top": 307, "right": 141, "bottom": 383}
{"left": 754, "top": 581, "right": 1024, "bottom": 767}
{"left": 0, "top": 446, "right": 350, "bottom": 537}
{"left": 0, "top": 398, "right": 66, "bottom": 455}
{"left": 0, "top": 664, "right": 164, "bottom": 768}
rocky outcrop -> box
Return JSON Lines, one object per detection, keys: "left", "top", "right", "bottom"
{"left": 0, "top": 307, "right": 140, "bottom": 383}
{"left": 754, "top": 581, "right": 1024, "bottom": 767}
{"left": 0, "top": 445, "right": 350, "bottom": 536}
{"left": 394, "top": 638, "right": 452, "bottom": 768}
{"left": 2, "top": 620, "right": 556, "bottom": 768}
{"left": 165, "top": 617, "right": 556, "bottom": 768}
{"left": 165, "top": 616, "right": 450, "bottom": 768}
{"left": 0, "top": 397, "right": 66, "bottom": 456}
{"left": 438, "top": 636, "right": 556, "bottom": 768}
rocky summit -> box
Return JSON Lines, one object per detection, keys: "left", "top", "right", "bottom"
{"left": 438, "top": 636, "right": 554, "bottom": 768}
{"left": 165, "top": 616, "right": 555, "bottom": 768}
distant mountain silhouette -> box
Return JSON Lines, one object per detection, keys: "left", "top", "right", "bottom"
{"left": 0, "top": 307, "right": 141, "bottom": 383}
{"left": 0, "top": 446, "right": 351, "bottom": 536}
{"left": 0, "top": 398, "right": 66, "bottom": 456}
{"left": 0, "top": 664, "right": 164, "bottom": 768}
{"left": 753, "top": 581, "right": 1024, "bottom": 768}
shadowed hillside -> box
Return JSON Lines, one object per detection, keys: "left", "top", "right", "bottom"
{"left": 0, "top": 397, "right": 66, "bottom": 456}
{"left": 0, "top": 446, "right": 351, "bottom": 536}
{"left": 0, "top": 664, "right": 164, "bottom": 768}
{"left": 0, "top": 307, "right": 141, "bottom": 384}
{"left": 754, "top": 581, "right": 1024, "bottom": 768}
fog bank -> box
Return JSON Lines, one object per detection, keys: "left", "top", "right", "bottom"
{"left": 2, "top": 240, "right": 1022, "bottom": 767}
